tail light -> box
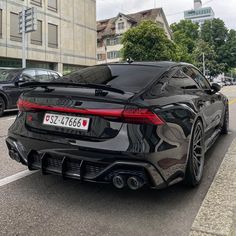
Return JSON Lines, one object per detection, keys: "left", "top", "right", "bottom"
{"left": 122, "top": 108, "right": 164, "bottom": 125}
{"left": 17, "top": 98, "right": 164, "bottom": 125}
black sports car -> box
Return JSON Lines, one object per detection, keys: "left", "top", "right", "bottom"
{"left": 0, "top": 68, "right": 61, "bottom": 116}
{"left": 6, "top": 62, "right": 229, "bottom": 190}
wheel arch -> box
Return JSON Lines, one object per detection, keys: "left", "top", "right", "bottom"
{"left": 0, "top": 92, "right": 8, "bottom": 109}
{"left": 185, "top": 115, "right": 204, "bottom": 172}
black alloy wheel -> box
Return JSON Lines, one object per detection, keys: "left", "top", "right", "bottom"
{"left": 0, "top": 97, "right": 5, "bottom": 117}
{"left": 184, "top": 120, "right": 205, "bottom": 187}
{"left": 221, "top": 105, "right": 229, "bottom": 134}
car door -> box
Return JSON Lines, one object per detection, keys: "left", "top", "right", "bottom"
{"left": 178, "top": 66, "right": 216, "bottom": 140}
{"left": 190, "top": 67, "right": 224, "bottom": 132}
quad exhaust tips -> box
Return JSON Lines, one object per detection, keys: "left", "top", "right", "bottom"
{"left": 127, "top": 176, "right": 144, "bottom": 190}
{"left": 112, "top": 175, "right": 145, "bottom": 190}
{"left": 112, "top": 175, "right": 126, "bottom": 189}
{"left": 9, "top": 149, "right": 21, "bottom": 163}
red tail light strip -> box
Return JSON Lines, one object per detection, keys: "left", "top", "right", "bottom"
{"left": 17, "top": 98, "right": 164, "bottom": 125}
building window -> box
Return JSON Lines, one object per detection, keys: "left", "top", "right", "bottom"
{"left": 107, "top": 51, "right": 120, "bottom": 59}
{"left": 48, "top": 23, "right": 58, "bottom": 48}
{"left": 0, "top": 9, "right": 2, "bottom": 38}
{"left": 31, "top": 20, "right": 42, "bottom": 45}
{"left": 106, "top": 37, "right": 121, "bottom": 46}
{"left": 97, "top": 41, "right": 103, "bottom": 48}
{"left": 97, "top": 54, "right": 106, "bottom": 61}
{"left": 10, "top": 12, "right": 22, "bottom": 42}
{"left": 118, "top": 22, "right": 124, "bottom": 30}
{"left": 31, "top": 0, "right": 42, "bottom": 7}
{"left": 48, "top": 0, "right": 57, "bottom": 12}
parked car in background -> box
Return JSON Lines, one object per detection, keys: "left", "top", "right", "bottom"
{"left": 0, "top": 68, "right": 61, "bottom": 116}
{"left": 216, "top": 82, "right": 224, "bottom": 88}
{"left": 6, "top": 62, "right": 229, "bottom": 190}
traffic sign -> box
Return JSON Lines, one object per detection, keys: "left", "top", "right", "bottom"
{"left": 19, "top": 7, "right": 37, "bottom": 34}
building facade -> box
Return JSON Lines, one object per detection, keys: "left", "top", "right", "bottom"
{"left": 184, "top": 0, "right": 215, "bottom": 25}
{"left": 0, "top": 0, "right": 97, "bottom": 74}
{"left": 97, "top": 8, "right": 172, "bottom": 64}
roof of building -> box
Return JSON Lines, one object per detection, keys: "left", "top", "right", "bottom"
{"left": 97, "top": 8, "right": 170, "bottom": 39}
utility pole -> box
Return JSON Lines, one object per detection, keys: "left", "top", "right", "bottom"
{"left": 21, "top": 7, "right": 26, "bottom": 68}
{"left": 19, "top": 7, "right": 37, "bottom": 68}
{"left": 203, "top": 52, "right": 206, "bottom": 76}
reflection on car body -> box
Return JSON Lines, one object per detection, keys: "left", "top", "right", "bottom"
{"left": 0, "top": 68, "right": 61, "bottom": 116}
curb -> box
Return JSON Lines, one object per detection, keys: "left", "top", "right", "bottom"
{"left": 190, "top": 138, "right": 236, "bottom": 236}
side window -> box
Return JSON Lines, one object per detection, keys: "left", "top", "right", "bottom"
{"left": 170, "top": 68, "right": 199, "bottom": 90}
{"left": 147, "top": 67, "right": 199, "bottom": 98}
{"left": 21, "top": 70, "right": 36, "bottom": 82}
{"left": 189, "top": 68, "right": 211, "bottom": 90}
{"left": 36, "top": 70, "right": 50, "bottom": 82}
{"left": 49, "top": 72, "right": 60, "bottom": 80}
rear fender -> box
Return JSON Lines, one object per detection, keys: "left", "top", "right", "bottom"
{"left": 0, "top": 92, "right": 9, "bottom": 109}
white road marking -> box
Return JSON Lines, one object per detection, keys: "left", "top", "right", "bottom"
{"left": 7, "top": 117, "right": 16, "bottom": 121}
{"left": 0, "top": 116, "right": 16, "bottom": 122}
{"left": 0, "top": 170, "right": 37, "bottom": 187}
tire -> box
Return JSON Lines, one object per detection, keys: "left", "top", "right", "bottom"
{"left": 184, "top": 120, "right": 205, "bottom": 187}
{"left": 0, "top": 96, "right": 5, "bottom": 117}
{"left": 221, "top": 105, "right": 229, "bottom": 134}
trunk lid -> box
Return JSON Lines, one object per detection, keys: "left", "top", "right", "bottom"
{"left": 20, "top": 86, "right": 136, "bottom": 141}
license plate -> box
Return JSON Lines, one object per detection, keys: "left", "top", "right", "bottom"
{"left": 43, "top": 113, "right": 90, "bottom": 131}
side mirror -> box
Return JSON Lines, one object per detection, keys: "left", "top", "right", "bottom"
{"left": 211, "top": 83, "right": 221, "bottom": 93}
{"left": 14, "top": 76, "right": 25, "bottom": 86}
{"left": 18, "top": 76, "right": 26, "bottom": 83}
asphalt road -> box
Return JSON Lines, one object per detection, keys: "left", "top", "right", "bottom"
{"left": 0, "top": 86, "right": 236, "bottom": 236}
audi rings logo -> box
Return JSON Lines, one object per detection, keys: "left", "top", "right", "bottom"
{"left": 56, "top": 98, "right": 74, "bottom": 107}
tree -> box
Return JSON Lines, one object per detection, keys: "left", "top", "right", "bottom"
{"left": 192, "top": 40, "right": 225, "bottom": 77}
{"left": 200, "top": 18, "right": 229, "bottom": 70}
{"left": 200, "top": 18, "right": 228, "bottom": 47}
{"left": 218, "top": 29, "right": 236, "bottom": 69}
{"left": 122, "top": 20, "right": 176, "bottom": 61}
{"left": 171, "top": 20, "right": 199, "bottom": 54}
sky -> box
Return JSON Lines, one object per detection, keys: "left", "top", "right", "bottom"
{"left": 97, "top": 0, "right": 236, "bottom": 30}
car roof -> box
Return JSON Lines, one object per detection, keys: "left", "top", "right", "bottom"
{"left": 23, "top": 68, "right": 58, "bottom": 72}
{"left": 105, "top": 61, "right": 194, "bottom": 69}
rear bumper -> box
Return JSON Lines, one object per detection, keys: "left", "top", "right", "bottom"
{"left": 6, "top": 135, "right": 167, "bottom": 189}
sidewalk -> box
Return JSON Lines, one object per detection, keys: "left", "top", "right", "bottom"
{"left": 190, "top": 138, "right": 236, "bottom": 236}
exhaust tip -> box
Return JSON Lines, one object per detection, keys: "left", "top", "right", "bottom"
{"left": 112, "top": 175, "right": 126, "bottom": 189}
{"left": 9, "top": 149, "right": 21, "bottom": 163}
{"left": 127, "top": 176, "right": 144, "bottom": 190}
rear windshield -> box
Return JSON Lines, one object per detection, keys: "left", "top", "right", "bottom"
{"left": 61, "top": 65, "right": 164, "bottom": 93}
{"left": 0, "top": 69, "right": 21, "bottom": 83}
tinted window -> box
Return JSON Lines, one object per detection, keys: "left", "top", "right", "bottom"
{"left": 190, "top": 68, "right": 211, "bottom": 90}
{"left": 36, "top": 70, "right": 50, "bottom": 82}
{"left": 23, "top": 69, "right": 36, "bottom": 78}
{"left": 49, "top": 72, "right": 60, "bottom": 80}
{"left": 22, "top": 70, "right": 36, "bottom": 82}
{"left": 170, "top": 68, "right": 199, "bottom": 89}
{"left": 61, "top": 65, "right": 165, "bottom": 93}
{"left": 0, "top": 69, "right": 21, "bottom": 82}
